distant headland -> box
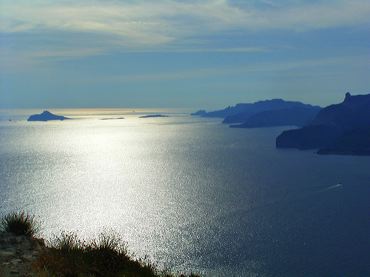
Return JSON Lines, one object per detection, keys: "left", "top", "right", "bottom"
{"left": 192, "top": 93, "right": 370, "bottom": 156}
{"left": 192, "top": 99, "right": 321, "bottom": 128}
{"left": 276, "top": 92, "right": 370, "bottom": 156}
{"left": 27, "top": 111, "right": 69, "bottom": 122}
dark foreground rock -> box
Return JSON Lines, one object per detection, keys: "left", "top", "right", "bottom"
{"left": 27, "top": 111, "right": 69, "bottom": 122}
{"left": 0, "top": 232, "right": 44, "bottom": 276}
{"left": 191, "top": 110, "right": 207, "bottom": 116}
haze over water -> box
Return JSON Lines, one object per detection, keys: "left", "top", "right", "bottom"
{"left": 1, "top": 109, "right": 370, "bottom": 276}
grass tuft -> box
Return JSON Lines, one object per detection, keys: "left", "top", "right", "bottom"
{"left": 34, "top": 231, "right": 161, "bottom": 276}
{"left": 1, "top": 211, "right": 39, "bottom": 237}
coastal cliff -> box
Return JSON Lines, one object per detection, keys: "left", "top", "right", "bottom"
{"left": 276, "top": 92, "right": 370, "bottom": 155}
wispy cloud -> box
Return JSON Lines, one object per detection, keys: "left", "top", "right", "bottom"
{"left": 98, "top": 55, "right": 370, "bottom": 83}
{"left": 1, "top": 0, "right": 370, "bottom": 49}
{"left": 1, "top": 0, "right": 370, "bottom": 75}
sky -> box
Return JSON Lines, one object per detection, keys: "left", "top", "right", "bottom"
{"left": 0, "top": 0, "right": 369, "bottom": 109}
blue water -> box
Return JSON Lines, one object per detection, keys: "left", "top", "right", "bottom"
{"left": 1, "top": 109, "right": 370, "bottom": 276}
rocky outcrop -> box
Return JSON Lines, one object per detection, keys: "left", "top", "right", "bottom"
{"left": 0, "top": 232, "right": 44, "bottom": 276}
{"left": 309, "top": 92, "right": 370, "bottom": 129}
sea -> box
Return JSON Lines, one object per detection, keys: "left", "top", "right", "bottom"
{"left": 1, "top": 109, "right": 370, "bottom": 276}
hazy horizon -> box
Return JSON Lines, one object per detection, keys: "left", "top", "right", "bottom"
{"left": 0, "top": 90, "right": 367, "bottom": 111}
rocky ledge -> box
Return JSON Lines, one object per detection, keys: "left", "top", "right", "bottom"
{"left": 0, "top": 232, "right": 44, "bottom": 277}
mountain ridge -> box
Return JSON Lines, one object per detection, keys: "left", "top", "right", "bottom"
{"left": 192, "top": 98, "right": 321, "bottom": 127}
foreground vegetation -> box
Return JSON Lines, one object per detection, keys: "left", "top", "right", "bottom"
{"left": 0, "top": 211, "right": 200, "bottom": 277}
{"left": 1, "top": 211, "right": 40, "bottom": 237}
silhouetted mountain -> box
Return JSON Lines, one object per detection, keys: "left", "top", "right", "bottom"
{"left": 276, "top": 92, "right": 370, "bottom": 155}
{"left": 224, "top": 99, "right": 320, "bottom": 124}
{"left": 310, "top": 92, "right": 370, "bottom": 129}
{"left": 230, "top": 107, "right": 320, "bottom": 128}
{"left": 27, "top": 111, "right": 69, "bottom": 122}
{"left": 191, "top": 99, "right": 320, "bottom": 124}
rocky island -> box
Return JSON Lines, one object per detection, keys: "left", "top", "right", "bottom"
{"left": 276, "top": 92, "right": 370, "bottom": 155}
{"left": 139, "top": 114, "right": 168, "bottom": 118}
{"left": 27, "top": 111, "right": 69, "bottom": 122}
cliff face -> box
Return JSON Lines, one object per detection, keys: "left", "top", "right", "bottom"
{"left": 276, "top": 93, "right": 370, "bottom": 155}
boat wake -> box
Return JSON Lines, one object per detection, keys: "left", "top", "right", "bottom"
{"left": 319, "top": 183, "right": 343, "bottom": 192}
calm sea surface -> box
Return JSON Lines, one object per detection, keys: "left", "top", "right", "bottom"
{"left": 1, "top": 109, "right": 370, "bottom": 276}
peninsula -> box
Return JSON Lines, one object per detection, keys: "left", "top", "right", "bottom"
{"left": 192, "top": 99, "right": 321, "bottom": 128}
